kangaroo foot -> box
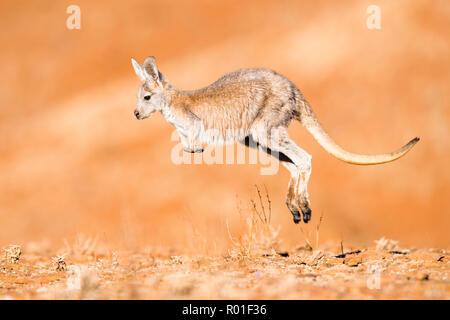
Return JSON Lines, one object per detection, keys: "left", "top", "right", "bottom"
{"left": 292, "top": 212, "right": 302, "bottom": 224}
{"left": 300, "top": 205, "right": 311, "bottom": 223}
{"left": 286, "top": 200, "right": 302, "bottom": 224}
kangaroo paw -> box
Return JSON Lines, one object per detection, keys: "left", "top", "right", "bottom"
{"left": 292, "top": 213, "right": 302, "bottom": 224}
{"left": 300, "top": 205, "right": 312, "bottom": 223}
{"left": 286, "top": 200, "right": 301, "bottom": 224}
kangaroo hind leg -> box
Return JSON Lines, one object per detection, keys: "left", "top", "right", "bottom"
{"left": 278, "top": 135, "right": 312, "bottom": 223}
{"left": 240, "top": 135, "right": 301, "bottom": 223}
{"left": 251, "top": 129, "right": 312, "bottom": 223}
{"left": 282, "top": 161, "right": 303, "bottom": 224}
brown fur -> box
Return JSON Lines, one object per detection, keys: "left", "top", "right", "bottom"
{"left": 131, "top": 56, "right": 419, "bottom": 224}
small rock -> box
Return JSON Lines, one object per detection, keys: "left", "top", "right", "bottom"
{"left": 360, "top": 250, "right": 390, "bottom": 263}
{"left": 344, "top": 256, "right": 362, "bottom": 267}
{"left": 412, "top": 272, "right": 429, "bottom": 281}
{"left": 296, "top": 251, "right": 324, "bottom": 266}
{"left": 170, "top": 256, "right": 183, "bottom": 264}
{"left": 322, "top": 257, "right": 344, "bottom": 267}
{"left": 305, "top": 251, "right": 325, "bottom": 266}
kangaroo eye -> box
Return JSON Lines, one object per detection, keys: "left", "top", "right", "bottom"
{"left": 144, "top": 95, "right": 151, "bottom": 100}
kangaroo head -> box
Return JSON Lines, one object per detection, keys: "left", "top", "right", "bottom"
{"left": 131, "top": 56, "right": 169, "bottom": 120}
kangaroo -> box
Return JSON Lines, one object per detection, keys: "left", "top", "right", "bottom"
{"left": 131, "top": 56, "right": 419, "bottom": 224}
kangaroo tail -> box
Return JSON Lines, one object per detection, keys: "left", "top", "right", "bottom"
{"left": 297, "top": 99, "right": 419, "bottom": 165}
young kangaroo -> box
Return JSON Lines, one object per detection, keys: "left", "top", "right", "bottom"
{"left": 131, "top": 56, "right": 419, "bottom": 224}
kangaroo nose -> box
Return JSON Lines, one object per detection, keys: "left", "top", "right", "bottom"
{"left": 134, "top": 110, "right": 140, "bottom": 119}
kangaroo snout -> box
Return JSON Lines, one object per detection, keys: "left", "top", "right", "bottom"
{"left": 134, "top": 110, "right": 140, "bottom": 119}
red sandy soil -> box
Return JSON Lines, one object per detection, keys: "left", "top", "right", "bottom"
{"left": 1, "top": 237, "right": 449, "bottom": 299}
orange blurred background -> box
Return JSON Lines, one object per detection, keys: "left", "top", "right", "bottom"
{"left": 0, "top": 0, "right": 448, "bottom": 252}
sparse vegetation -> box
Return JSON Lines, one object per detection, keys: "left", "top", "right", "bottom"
{"left": 1, "top": 192, "right": 447, "bottom": 299}
{"left": 227, "top": 185, "right": 282, "bottom": 260}
{"left": 0, "top": 240, "right": 448, "bottom": 299}
{"left": 2, "top": 245, "right": 21, "bottom": 264}
{"left": 52, "top": 255, "right": 67, "bottom": 272}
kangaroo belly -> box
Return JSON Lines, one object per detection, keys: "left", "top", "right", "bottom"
{"left": 195, "top": 123, "right": 249, "bottom": 145}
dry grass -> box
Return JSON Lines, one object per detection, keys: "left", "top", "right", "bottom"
{"left": 1, "top": 193, "right": 448, "bottom": 300}
{"left": 226, "top": 185, "right": 282, "bottom": 259}
{"left": 2, "top": 245, "right": 21, "bottom": 264}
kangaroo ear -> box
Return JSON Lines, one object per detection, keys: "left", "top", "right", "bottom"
{"left": 131, "top": 58, "right": 148, "bottom": 82}
{"left": 143, "top": 56, "right": 162, "bottom": 87}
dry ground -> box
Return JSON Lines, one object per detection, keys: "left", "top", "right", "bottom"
{"left": 1, "top": 205, "right": 449, "bottom": 300}
{"left": 1, "top": 0, "right": 449, "bottom": 251}
{"left": 1, "top": 242, "right": 448, "bottom": 300}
